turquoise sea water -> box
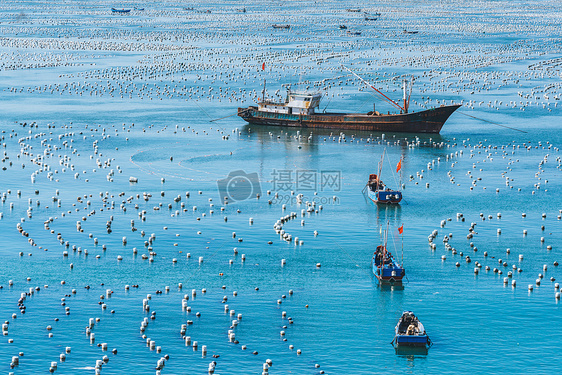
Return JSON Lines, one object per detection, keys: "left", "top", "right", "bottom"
{"left": 1, "top": 1, "right": 562, "bottom": 374}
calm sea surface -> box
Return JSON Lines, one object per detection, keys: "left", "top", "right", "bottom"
{"left": 0, "top": 1, "right": 561, "bottom": 374}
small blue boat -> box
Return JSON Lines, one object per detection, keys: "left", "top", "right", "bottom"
{"left": 392, "top": 311, "right": 432, "bottom": 347}
{"left": 372, "top": 244, "right": 405, "bottom": 283}
{"left": 367, "top": 177, "right": 402, "bottom": 204}
{"left": 111, "top": 8, "right": 131, "bottom": 13}
{"left": 372, "top": 224, "right": 405, "bottom": 283}
{"left": 366, "top": 149, "right": 402, "bottom": 204}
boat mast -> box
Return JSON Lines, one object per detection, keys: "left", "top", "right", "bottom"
{"left": 384, "top": 221, "right": 389, "bottom": 265}
{"left": 403, "top": 80, "right": 408, "bottom": 114}
{"left": 407, "top": 76, "right": 414, "bottom": 112}
{"left": 262, "top": 78, "right": 266, "bottom": 103}
{"left": 401, "top": 224, "right": 404, "bottom": 267}
{"left": 378, "top": 148, "right": 385, "bottom": 185}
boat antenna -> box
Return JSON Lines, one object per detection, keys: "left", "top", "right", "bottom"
{"left": 402, "top": 77, "right": 415, "bottom": 113}
{"left": 341, "top": 65, "right": 405, "bottom": 112}
{"left": 261, "top": 62, "right": 266, "bottom": 103}
{"left": 378, "top": 148, "right": 386, "bottom": 186}
{"left": 402, "top": 79, "right": 408, "bottom": 114}
{"left": 384, "top": 220, "right": 389, "bottom": 265}
{"left": 401, "top": 224, "right": 404, "bottom": 267}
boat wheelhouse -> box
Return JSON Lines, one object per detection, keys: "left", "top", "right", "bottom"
{"left": 258, "top": 92, "right": 322, "bottom": 116}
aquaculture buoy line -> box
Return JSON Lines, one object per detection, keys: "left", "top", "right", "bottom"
{"left": 429, "top": 210, "right": 560, "bottom": 297}
{"left": 0, "top": 116, "right": 335, "bottom": 373}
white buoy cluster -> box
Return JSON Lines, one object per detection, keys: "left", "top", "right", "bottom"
{"left": 406, "top": 139, "right": 559, "bottom": 195}
{"left": 431, "top": 211, "right": 559, "bottom": 298}
{"left": 271, "top": 193, "right": 324, "bottom": 245}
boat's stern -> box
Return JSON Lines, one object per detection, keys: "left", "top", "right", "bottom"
{"left": 376, "top": 190, "right": 402, "bottom": 204}
{"left": 378, "top": 266, "right": 405, "bottom": 282}
{"left": 395, "top": 334, "right": 430, "bottom": 347}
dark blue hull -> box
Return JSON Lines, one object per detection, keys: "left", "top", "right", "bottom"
{"left": 368, "top": 188, "right": 402, "bottom": 204}
{"left": 393, "top": 311, "right": 431, "bottom": 348}
{"left": 372, "top": 258, "right": 405, "bottom": 283}
{"left": 395, "top": 334, "right": 430, "bottom": 347}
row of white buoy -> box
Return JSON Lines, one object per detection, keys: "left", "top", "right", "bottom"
{"left": 434, "top": 212, "right": 560, "bottom": 296}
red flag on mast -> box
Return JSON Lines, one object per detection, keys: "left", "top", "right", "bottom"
{"left": 396, "top": 159, "right": 402, "bottom": 173}
{"left": 398, "top": 225, "right": 404, "bottom": 234}
{"left": 262, "top": 62, "right": 265, "bottom": 71}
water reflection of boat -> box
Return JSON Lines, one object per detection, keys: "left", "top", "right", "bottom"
{"left": 377, "top": 282, "right": 404, "bottom": 291}
{"left": 394, "top": 345, "right": 429, "bottom": 356}
{"left": 392, "top": 311, "right": 432, "bottom": 347}
{"left": 239, "top": 124, "right": 445, "bottom": 144}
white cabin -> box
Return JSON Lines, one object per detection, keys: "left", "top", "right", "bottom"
{"left": 258, "top": 92, "right": 322, "bottom": 115}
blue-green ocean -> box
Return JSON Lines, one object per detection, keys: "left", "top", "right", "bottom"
{"left": 0, "top": 0, "right": 561, "bottom": 374}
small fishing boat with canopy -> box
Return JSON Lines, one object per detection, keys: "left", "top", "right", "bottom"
{"left": 365, "top": 149, "right": 402, "bottom": 204}
{"left": 392, "top": 311, "right": 432, "bottom": 347}
{"left": 371, "top": 223, "right": 405, "bottom": 283}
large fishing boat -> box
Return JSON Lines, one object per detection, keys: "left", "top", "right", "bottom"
{"left": 237, "top": 66, "right": 460, "bottom": 134}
